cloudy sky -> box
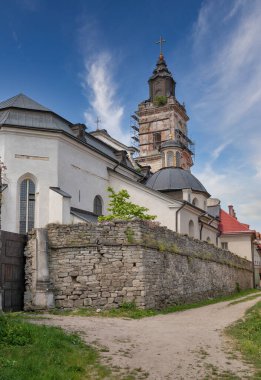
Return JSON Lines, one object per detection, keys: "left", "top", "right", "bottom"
{"left": 1, "top": 0, "right": 260, "bottom": 231}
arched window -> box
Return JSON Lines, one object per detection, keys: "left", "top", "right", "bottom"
{"left": 206, "top": 237, "right": 211, "bottom": 243}
{"left": 189, "top": 220, "right": 194, "bottom": 238}
{"left": 192, "top": 197, "right": 199, "bottom": 207}
{"left": 93, "top": 195, "right": 103, "bottom": 216}
{"left": 176, "top": 151, "right": 181, "bottom": 167}
{"left": 166, "top": 151, "right": 174, "bottom": 166}
{"left": 19, "top": 179, "right": 35, "bottom": 234}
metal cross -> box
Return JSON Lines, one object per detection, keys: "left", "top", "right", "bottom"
{"left": 95, "top": 116, "right": 101, "bottom": 130}
{"left": 155, "top": 36, "right": 166, "bottom": 54}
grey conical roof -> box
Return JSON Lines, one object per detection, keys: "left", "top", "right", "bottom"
{"left": 0, "top": 93, "right": 51, "bottom": 112}
{"left": 146, "top": 167, "right": 209, "bottom": 195}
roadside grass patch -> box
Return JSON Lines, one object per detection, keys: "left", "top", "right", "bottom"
{"left": 228, "top": 293, "right": 261, "bottom": 306}
{"left": 38, "top": 289, "right": 261, "bottom": 320}
{"left": 0, "top": 314, "right": 112, "bottom": 380}
{"left": 226, "top": 301, "right": 261, "bottom": 378}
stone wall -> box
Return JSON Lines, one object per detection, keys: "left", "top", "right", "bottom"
{"left": 24, "top": 220, "right": 253, "bottom": 310}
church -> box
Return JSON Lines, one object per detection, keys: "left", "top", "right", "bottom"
{"left": 0, "top": 49, "right": 232, "bottom": 248}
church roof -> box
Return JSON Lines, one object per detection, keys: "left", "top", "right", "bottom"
{"left": 219, "top": 209, "right": 255, "bottom": 234}
{"left": 0, "top": 93, "right": 138, "bottom": 173}
{"left": 145, "top": 167, "right": 209, "bottom": 195}
{"left": 0, "top": 93, "right": 50, "bottom": 112}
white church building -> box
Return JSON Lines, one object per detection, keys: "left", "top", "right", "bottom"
{"left": 0, "top": 52, "right": 220, "bottom": 245}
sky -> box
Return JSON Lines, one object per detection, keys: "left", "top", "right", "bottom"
{"left": 0, "top": 0, "right": 261, "bottom": 232}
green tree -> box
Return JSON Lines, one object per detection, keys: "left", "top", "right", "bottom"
{"left": 98, "top": 187, "right": 156, "bottom": 221}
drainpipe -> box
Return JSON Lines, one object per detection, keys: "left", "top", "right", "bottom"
{"left": 175, "top": 202, "right": 186, "bottom": 233}
{"left": 198, "top": 212, "right": 207, "bottom": 240}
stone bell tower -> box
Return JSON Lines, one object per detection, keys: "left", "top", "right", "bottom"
{"left": 133, "top": 38, "right": 194, "bottom": 173}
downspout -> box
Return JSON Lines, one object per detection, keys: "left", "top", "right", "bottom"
{"left": 198, "top": 212, "right": 207, "bottom": 241}
{"left": 175, "top": 202, "right": 186, "bottom": 233}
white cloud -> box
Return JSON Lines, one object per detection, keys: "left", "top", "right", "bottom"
{"left": 190, "top": 0, "right": 261, "bottom": 231}
{"left": 82, "top": 52, "right": 129, "bottom": 145}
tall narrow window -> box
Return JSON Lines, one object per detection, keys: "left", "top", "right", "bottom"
{"left": 19, "top": 179, "right": 35, "bottom": 234}
{"left": 176, "top": 151, "right": 181, "bottom": 167}
{"left": 153, "top": 132, "right": 161, "bottom": 149}
{"left": 94, "top": 195, "right": 103, "bottom": 216}
{"left": 189, "top": 220, "right": 194, "bottom": 238}
{"left": 166, "top": 151, "right": 174, "bottom": 166}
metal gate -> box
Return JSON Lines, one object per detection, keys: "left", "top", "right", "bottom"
{"left": 0, "top": 231, "right": 26, "bottom": 311}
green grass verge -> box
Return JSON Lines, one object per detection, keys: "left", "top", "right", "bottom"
{"left": 226, "top": 301, "right": 261, "bottom": 379}
{"left": 44, "top": 289, "right": 261, "bottom": 319}
{"left": 0, "top": 314, "right": 113, "bottom": 380}
{"left": 228, "top": 293, "right": 261, "bottom": 306}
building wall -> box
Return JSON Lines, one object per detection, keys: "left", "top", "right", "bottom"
{"left": 109, "top": 170, "right": 180, "bottom": 232}
{"left": 0, "top": 129, "right": 59, "bottom": 232}
{"left": 220, "top": 234, "right": 253, "bottom": 261}
{"left": 24, "top": 221, "right": 253, "bottom": 311}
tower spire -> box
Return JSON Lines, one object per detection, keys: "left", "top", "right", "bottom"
{"left": 155, "top": 36, "right": 166, "bottom": 59}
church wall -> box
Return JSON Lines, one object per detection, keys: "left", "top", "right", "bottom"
{"left": 24, "top": 220, "right": 253, "bottom": 311}
{"left": 57, "top": 138, "right": 110, "bottom": 215}
{"left": 109, "top": 170, "right": 179, "bottom": 232}
{"left": 0, "top": 130, "right": 59, "bottom": 232}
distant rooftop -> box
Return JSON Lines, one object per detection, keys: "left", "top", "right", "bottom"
{"left": 219, "top": 208, "right": 255, "bottom": 234}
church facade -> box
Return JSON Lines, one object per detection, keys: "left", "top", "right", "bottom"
{"left": 0, "top": 52, "right": 222, "bottom": 245}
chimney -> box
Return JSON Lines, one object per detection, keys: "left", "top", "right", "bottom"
{"left": 71, "top": 123, "right": 87, "bottom": 142}
{"left": 228, "top": 205, "right": 237, "bottom": 219}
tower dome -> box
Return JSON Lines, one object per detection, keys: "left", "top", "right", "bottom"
{"left": 145, "top": 167, "right": 209, "bottom": 196}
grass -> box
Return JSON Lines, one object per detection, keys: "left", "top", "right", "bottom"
{"left": 42, "top": 289, "right": 261, "bottom": 320}
{"left": 0, "top": 313, "right": 120, "bottom": 380}
{"left": 226, "top": 300, "right": 261, "bottom": 379}
{"left": 228, "top": 293, "right": 261, "bottom": 306}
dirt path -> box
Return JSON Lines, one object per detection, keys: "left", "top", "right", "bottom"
{"left": 35, "top": 295, "right": 261, "bottom": 379}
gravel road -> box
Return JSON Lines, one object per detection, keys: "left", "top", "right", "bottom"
{"left": 35, "top": 295, "right": 261, "bottom": 379}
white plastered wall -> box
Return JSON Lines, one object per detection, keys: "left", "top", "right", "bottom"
{"left": 0, "top": 129, "right": 59, "bottom": 233}
{"left": 109, "top": 170, "right": 181, "bottom": 232}
{"left": 220, "top": 234, "right": 253, "bottom": 261}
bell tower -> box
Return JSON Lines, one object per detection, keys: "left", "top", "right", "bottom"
{"left": 134, "top": 38, "right": 194, "bottom": 173}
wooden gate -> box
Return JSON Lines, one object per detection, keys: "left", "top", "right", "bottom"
{"left": 0, "top": 231, "right": 26, "bottom": 311}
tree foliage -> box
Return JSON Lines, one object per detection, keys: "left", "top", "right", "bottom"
{"left": 98, "top": 187, "right": 156, "bottom": 222}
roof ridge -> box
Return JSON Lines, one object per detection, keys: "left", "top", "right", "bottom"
{"left": 0, "top": 93, "right": 51, "bottom": 112}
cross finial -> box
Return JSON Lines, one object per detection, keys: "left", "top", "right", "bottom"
{"left": 95, "top": 116, "right": 101, "bottom": 130}
{"left": 155, "top": 36, "right": 166, "bottom": 55}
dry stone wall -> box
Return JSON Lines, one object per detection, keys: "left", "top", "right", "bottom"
{"left": 24, "top": 220, "right": 253, "bottom": 310}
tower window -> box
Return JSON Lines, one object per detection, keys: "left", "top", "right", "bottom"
{"left": 19, "top": 179, "right": 35, "bottom": 234}
{"left": 166, "top": 151, "right": 174, "bottom": 166}
{"left": 153, "top": 132, "right": 161, "bottom": 149}
{"left": 176, "top": 152, "right": 181, "bottom": 167}
{"left": 94, "top": 195, "right": 103, "bottom": 216}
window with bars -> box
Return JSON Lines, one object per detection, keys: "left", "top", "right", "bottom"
{"left": 93, "top": 195, "right": 103, "bottom": 216}
{"left": 166, "top": 151, "right": 174, "bottom": 166}
{"left": 19, "top": 179, "right": 35, "bottom": 234}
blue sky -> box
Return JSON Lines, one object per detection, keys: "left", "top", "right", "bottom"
{"left": 1, "top": 0, "right": 261, "bottom": 232}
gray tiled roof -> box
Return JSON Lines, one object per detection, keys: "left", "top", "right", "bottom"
{"left": 146, "top": 167, "right": 209, "bottom": 195}
{"left": 0, "top": 93, "right": 50, "bottom": 112}
{"left": 0, "top": 93, "right": 135, "bottom": 171}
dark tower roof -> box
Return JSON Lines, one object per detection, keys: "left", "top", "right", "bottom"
{"left": 145, "top": 167, "right": 209, "bottom": 195}
{"left": 148, "top": 54, "right": 176, "bottom": 100}
{"left": 149, "top": 54, "right": 174, "bottom": 81}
